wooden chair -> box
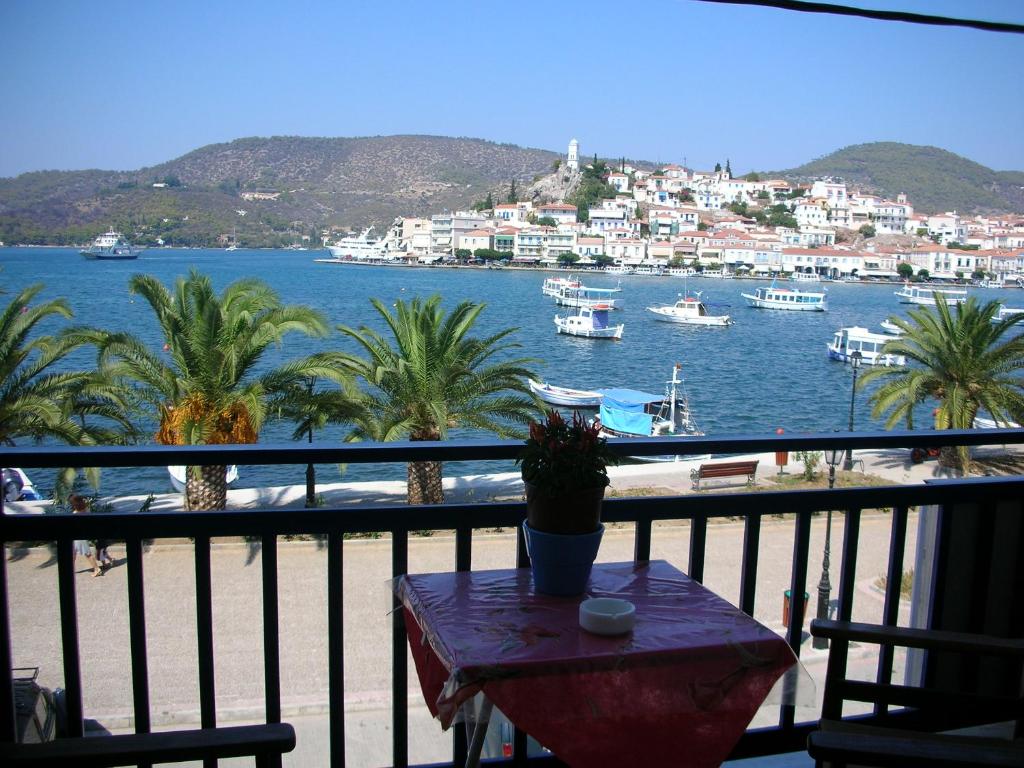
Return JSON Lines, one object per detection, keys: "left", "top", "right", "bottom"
{"left": 806, "top": 619, "right": 1024, "bottom": 768}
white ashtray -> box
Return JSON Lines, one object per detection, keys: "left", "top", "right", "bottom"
{"left": 579, "top": 598, "right": 636, "bottom": 636}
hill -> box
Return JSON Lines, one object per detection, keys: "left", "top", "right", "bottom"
{"left": 0, "top": 135, "right": 559, "bottom": 247}
{"left": 779, "top": 142, "right": 1024, "bottom": 214}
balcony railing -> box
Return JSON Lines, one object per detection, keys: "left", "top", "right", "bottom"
{"left": 2, "top": 428, "right": 1023, "bottom": 766}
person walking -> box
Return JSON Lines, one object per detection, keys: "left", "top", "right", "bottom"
{"left": 70, "top": 494, "right": 101, "bottom": 577}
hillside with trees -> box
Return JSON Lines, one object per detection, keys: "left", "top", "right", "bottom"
{"left": 778, "top": 142, "right": 1024, "bottom": 214}
{"left": 0, "top": 135, "right": 559, "bottom": 247}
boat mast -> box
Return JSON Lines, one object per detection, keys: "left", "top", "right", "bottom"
{"left": 668, "top": 364, "right": 682, "bottom": 434}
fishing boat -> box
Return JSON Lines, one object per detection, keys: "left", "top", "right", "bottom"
{"left": 168, "top": 465, "right": 240, "bottom": 493}
{"left": 326, "top": 227, "right": 388, "bottom": 261}
{"left": 554, "top": 284, "right": 624, "bottom": 310}
{"left": 541, "top": 275, "right": 581, "bottom": 297}
{"left": 646, "top": 293, "right": 731, "bottom": 326}
{"left": 554, "top": 304, "right": 624, "bottom": 340}
{"left": 879, "top": 319, "right": 904, "bottom": 335}
{"left": 528, "top": 379, "right": 604, "bottom": 408}
{"left": 741, "top": 283, "right": 827, "bottom": 311}
{"left": 80, "top": 231, "right": 142, "bottom": 260}
{"left": 826, "top": 327, "right": 905, "bottom": 367}
{"left": 894, "top": 284, "right": 967, "bottom": 306}
{"left": 595, "top": 364, "right": 705, "bottom": 462}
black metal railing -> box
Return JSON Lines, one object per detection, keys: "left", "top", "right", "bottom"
{"left": 1, "top": 428, "right": 1023, "bottom": 767}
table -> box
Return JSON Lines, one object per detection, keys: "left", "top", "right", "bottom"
{"left": 396, "top": 560, "right": 798, "bottom": 768}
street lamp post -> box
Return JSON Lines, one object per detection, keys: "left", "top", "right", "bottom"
{"left": 843, "top": 351, "right": 863, "bottom": 471}
{"left": 814, "top": 445, "right": 842, "bottom": 649}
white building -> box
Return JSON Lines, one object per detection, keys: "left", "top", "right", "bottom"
{"left": 567, "top": 139, "right": 579, "bottom": 172}
{"left": 536, "top": 203, "right": 578, "bottom": 226}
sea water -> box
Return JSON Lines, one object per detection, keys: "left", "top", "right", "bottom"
{"left": 0, "top": 247, "right": 1013, "bottom": 498}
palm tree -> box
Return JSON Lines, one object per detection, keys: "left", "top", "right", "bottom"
{"left": 860, "top": 297, "right": 1024, "bottom": 473}
{"left": 269, "top": 375, "right": 363, "bottom": 506}
{"left": 325, "top": 296, "right": 539, "bottom": 504}
{"left": 0, "top": 284, "right": 134, "bottom": 449}
{"left": 99, "top": 270, "right": 330, "bottom": 510}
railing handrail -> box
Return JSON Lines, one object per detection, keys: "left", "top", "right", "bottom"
{"left": 0, "top": 427, "right": 1022, "bottom": 467}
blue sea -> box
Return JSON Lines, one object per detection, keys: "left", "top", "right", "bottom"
{"left": 0, "top": 247, "right": 1015, "bottom": 497}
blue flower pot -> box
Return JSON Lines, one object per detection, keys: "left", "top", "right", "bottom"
{"left": 523, "top": 521, "right": 604, "bottom": 596}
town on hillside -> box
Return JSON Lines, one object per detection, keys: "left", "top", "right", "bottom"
{"left": 321, "top": 138, "right": 1024, "bottom": 286}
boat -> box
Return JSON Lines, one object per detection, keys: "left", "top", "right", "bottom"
{"left": 633, "top": 264, "right": 663, "bottom": 276}
{"left": 646, "top": 292, "right": 731, "bottom": 326}
{"left": 168, "top": 465, "right": 240, "bottom": 493}
{"left": 528, "top": 379, "right": 604, "bottom": 408}
{"left": 993, "top": 305, "right": 1024, "bottom": 323}
{"left": 326, "top": 227, "right": 388, "bottom": 261}
{"left": 894, "top": 284, "right": 967, "bottom": 306}
{"left": 541, "top": 275, "right": 581, "bottom": 297}
{"left": 667, "top": 267, "right": 697, "bottom": 277}
{"left": 595, "top": 364, "right": 705, "bottom": 462}
{"left": 2, "top": 468, "right": 43, "bottom": 502}
{"left": 554, "top": 304, "right": 624, "bottom": 340}
{"left": 978, "top": 279, "right": 1006, "bottom": 289}
{"left": 973, "top": 415, "right": 1022, "bottom": 429}
{"left": 790, "top": 271, "right": 822, "bottom": 283}
{"left": 826, "top": 327, "right": 906, "bottom": 367}
{"left": 700, "top": 268, "right": 725, "bottom": 278}
{"left": 741, "top": 283, "right": 827, "bottom": 311}
{"left": 80, "top": 231, "right": 142, "bottom": 260}
{"left": 554, "top": 284, "right": 624, "bottom": 310}
{"left": 604, "top": 264, "right": 633, "bottom": 275}
{"left": 879, "top": 319, "right": 904, "bottom": 335}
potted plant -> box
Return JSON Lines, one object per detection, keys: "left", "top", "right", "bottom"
{"left": 517, "top": 410, "right": 617, "bottom": 595}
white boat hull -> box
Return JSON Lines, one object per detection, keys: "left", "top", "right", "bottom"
{"left": 555, "top": 295, "right": 624, "bottom": 310}
{"left": 528, "top": 379, "right": 603, "bottom": 407}
{"left": 647, "top": 306, "right": 731, "bottom": 326}
{"left": 168, "top": 465, "right": 240, "bottom": 493}
{"left": 742, "top": 293, "right": 826, "bottom": 311}
{"left": 554, "top": 315, "right": 623, "bottom": 340}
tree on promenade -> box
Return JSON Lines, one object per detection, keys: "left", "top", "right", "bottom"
{"left": 98, "top": 270, "right": 330, "bottom": 510}
{"left": 327, "top": 296, "right": 540, "bottom": 504}
{"left": 860, "top": 297, "right": 1024, "bottom": 473}
{"left": 0, "top": 284, "right": 134, "bottom": 448}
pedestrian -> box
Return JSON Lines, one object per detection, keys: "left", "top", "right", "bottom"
{"left": 70, "top": 494, "right": 101, "bottom": 577}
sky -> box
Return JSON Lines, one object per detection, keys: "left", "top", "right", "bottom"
{"left": 1, "top": 0, "right": 1022, "bottom": 178}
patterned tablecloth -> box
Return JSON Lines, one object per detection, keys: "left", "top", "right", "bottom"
{"left": 396, "top": 560, "right": 798, "bottom": 768}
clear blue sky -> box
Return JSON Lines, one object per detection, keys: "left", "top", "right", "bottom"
{"left": 1, "top": 0, "right": 1022, "bottom": 177}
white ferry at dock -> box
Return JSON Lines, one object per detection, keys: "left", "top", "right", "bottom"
{"left": 827, "top": 327, "right": 905, "bottom": 367}
{"left": 325, "top": 227, "right": 388, "bottom": 261}
{"left": 741, "top": 284, "right": 827, "bottom": 311}
{"left": 894, "top": 284, "right": 967, "bottom": 306}
{"left": 554, "top": 284, "right": 624, "bottom": 310}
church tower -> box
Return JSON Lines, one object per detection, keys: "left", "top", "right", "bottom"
{"left": 567, "top": 138, "right": 579, "bottom": 171}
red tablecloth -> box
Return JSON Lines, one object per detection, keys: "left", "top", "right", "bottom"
{"left": 397, "top": 560, "right": 797, "bottom": 768}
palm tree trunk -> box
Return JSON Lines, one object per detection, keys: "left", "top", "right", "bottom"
{"left": 186, "top": 465, "right": 229, "bottom": 510}
{"left": 408, "top": 429, "right": 444, "bottom": 505}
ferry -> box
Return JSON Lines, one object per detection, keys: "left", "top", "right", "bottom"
{"left": 528, "top": 379, "right": 603, "bottom": 408}
{"left": 603, "top": 264, "right": 633, "bottom": 275}
{"left": 325, "top": 227, "right": 388, "bottom": 261}
{"left": 554, "top": 305, "right": 623, "bottom": 340}
{"left": 993, "top": 304, "right": 1024, "bottom": 324}
{"left": 790, "top": 271, "right": 822, "bottom": 283}
{"left": 633, "top": 264, "right": 664, "bottom": 276}
{"left": 894, "top": 284, "right": 967, "bottom": 306}
{"left": 554, "top": 284, "right": 624, "bottom": 310}
{"left": 827, "top": 327, "right": 906, "bottom": 367}
{"left": 741, "top": 284, "right": 827, "bottom": 311}
{"left": 541, "top": 275, "right": 581, "bottom": 297}
{"left": 646, "top": 294, "right": 731, "bottom": 326}
{"left": 667, "top": 267, "right": 697, "bottom": 278}
{"left": 80, "top": 231, "right": 142, "bottom": 260}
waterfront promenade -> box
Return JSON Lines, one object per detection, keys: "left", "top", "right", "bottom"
{"left": 5, "top": 445, "right": 1017, "bottom": 765}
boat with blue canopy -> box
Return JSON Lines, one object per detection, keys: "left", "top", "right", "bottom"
{"left": 554, "top": 284, "right": 624, "bottom": 310}
{"left": 554, "top": 304, "right": 624, "bottom": 340}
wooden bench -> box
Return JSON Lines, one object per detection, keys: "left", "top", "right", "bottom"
{"left": 1, "top": 723, "right": 296, "bottom": 767}
{"left": 690, "top": 459, "right": 758, "bottom": 490}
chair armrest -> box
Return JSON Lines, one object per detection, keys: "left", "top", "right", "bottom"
{"left": 0, "top": 723, "right": 296, "bottom": 767}
{"left": 810, "top": 619, "right": 1024, "bottom": 658}
{"left": 808, "top": 728, "right": 1024, "bottom": 768}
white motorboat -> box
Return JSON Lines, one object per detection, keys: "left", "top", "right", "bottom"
{"left": 554, "top": 305, "right": 624, "bottom": 340}
{"left": 326, "top": 227, "right": 388, "bottom": 261}
{"left": 168, "top": 465, "right": 240, "bottom": 493}
{"left": 741, "top": 284, "right": 827, "bottom": 311}
{"left": 827, "top": 327, "right": 905, "bottom": 367}
{"left": 541, "top": 275, "right": 582, "bottom": 297}
{"left": 993, "top": 304, "right": 1024, "bottom": 324}
{"left": 879, "top": 319, "right": 904, "bottom": 335}
{"left": 633, "top": 264, "right": 663, "bottom": 276}
{"left": 528, "top": 379, "right": 604, "bottom": 408}
{"left": 604, "top": 265, "right": 633, "bottom": 275}
{"left": 646, "top": 293, "right": 731, "bottom": 326}
{"left": 667, "top": 267, "right": 697, "bottom": 277}
{"left": 790, "top": 271, "right": 822, "bottom": 283}
{"left": 595, "top": 364, "right": 705, "bottom": 462}
{"left": 554, "top": 284, "right": 624, "bottom": 310}
{"left": 973, "top": 415, "right": 1022, "bottom": 429}
{"left": 2, "top": 468, "right": 43, "bottom": 502}
{"left": 894, "top": 284, "right": 967, "bottom": 306}
{"left": 81, "top": 231, "right": 142, "bottom": 260}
